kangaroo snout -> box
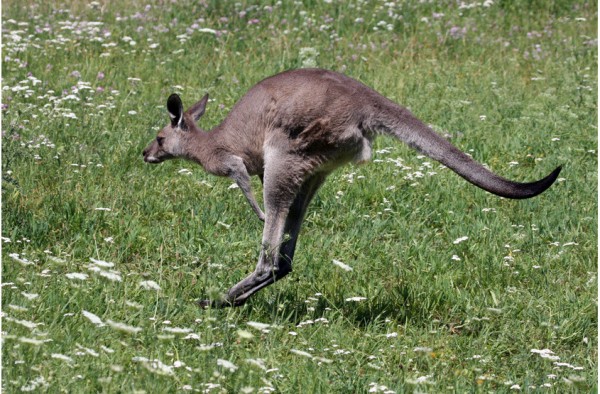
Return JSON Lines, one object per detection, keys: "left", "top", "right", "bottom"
{"left": 143, "top": 154, "right": 160, "bottom": 164}
{"left": 142, "top": 147, "right": 159, "bottom": 163}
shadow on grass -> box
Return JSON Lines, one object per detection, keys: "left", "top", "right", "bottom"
{"left": 236, "top": 284, "right": 469, "bottom": 333}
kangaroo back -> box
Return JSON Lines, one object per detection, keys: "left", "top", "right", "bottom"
{"left": 250, "top": 69, "right": 561, "bottom": 199}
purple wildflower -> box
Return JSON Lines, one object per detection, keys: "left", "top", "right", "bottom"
{"left": 448, "top": 26, "right": 467, "bottom": 39}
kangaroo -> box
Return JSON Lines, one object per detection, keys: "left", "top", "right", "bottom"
{"left": 143, "top": 68, "right": 561, "bottom": 308}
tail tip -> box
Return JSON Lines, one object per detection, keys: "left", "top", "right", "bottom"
{"left": 531, "top": 165, "right": 562, "bottom": 198}
{"left": 550, "top": 165, "right": 563, "bottom": 180}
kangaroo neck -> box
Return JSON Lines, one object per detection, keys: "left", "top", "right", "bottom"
{"left": 182, "top": 127, "right": 229, "bottom": 176}
{"left": 181, "top": 129, "right": 212, "bottom": 164}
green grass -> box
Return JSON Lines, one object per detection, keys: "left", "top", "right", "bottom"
{"left": 2, "top": 0, "right": 597, "bottom": 392}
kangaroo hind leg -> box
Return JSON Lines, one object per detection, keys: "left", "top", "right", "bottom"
{"left": 199, "top": 170, "right": 327, "bottom": 308}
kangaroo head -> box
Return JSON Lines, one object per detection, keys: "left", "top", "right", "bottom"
{"left": 142, "top": 93, "right": 209, "bottom": 163}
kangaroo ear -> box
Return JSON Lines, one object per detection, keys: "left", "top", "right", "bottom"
{"left": 186, "top": 93, "right": 209, "bottom": 122}
{"left": 167, "top": 93, "right": 184, "bottom": 128}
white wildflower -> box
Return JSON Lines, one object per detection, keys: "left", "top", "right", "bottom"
{"left": 9, "top": 253, "right": 34, "bottom": 265}
{"left": 82, "top": 310, "right": 105, "bottom": 326}
{"left": 101, "top": 346, "right": 114, "bottom": 353}
{"left": 246, "top": 358, "right": 267, "bottom": 370}
{"left": 107, "top": 320, "right": 142, "bottom": 334}
{"left": 76, "top": 344, "right": 99, "bottom": 357}
{"left": 66, "top": 272, "right": 88, "bottom": 280}
{"left": 4, "top": 316, "right": 38, "bottom": 329}
{"left": 299, "top": 47, "right": 319, "bottom": 68}
{"left": 217, "top": 359, "right": 238, "bottom": 372}
{"left": 140, "top": 280, "right": 161, "bottom": 290}
{"left": 217, "top": 221, "right": 231, "bottom": 229}
{"left": 162, "top": 327, "right": 192, "bottom": 334}
{"left": 144, "top": 360, "right": 174, "bottom": 375}
{"left": 20, "top": 376, "right": 48, "bottom": 392}
{"left": 173, "top": 360, "right": 185, "bottom": 368}
{"left": 63, "top": 112, "right": 78, "bottom": 119}
{"left": 554, "top": 362, "right": 584, "bottom": 370}
{"left": 19, "top": 337, "right": 47, "bottom": 345}
{"left": 345, "top": 296, "right": 367, "bottom": 302}
{"left": 237, "top": 329, "right": 254, "bottom": 339}
{"left": 8, "top": 304, "right": 28, "bottom": 312}
{"left": 51, "top": 353, "right": 74, "bottom": 363}
{"left": 414, "top": 375, "right": 434, "bottom": 384}
{"left": 290, "top": 349, "right": 313, "bottom": 358}
{"left": 332, "top": 259, "right": 353, "bottom": 271}
{"left": 247, "top": 321, "right": 271, "bottom": 332}
{"left": 531, "top": 348, "right": 560, "bottom": 361}
{"left": 453, "top": 236, "right": 469, "bottom": 244}
{"left": 89, "top": 258, "right": 114, "bottom": 268}
{"left": 99, "top": 270, "right": 122, "bottom": 282}
{"left": 197, "top": 28, "right": 217, "bottom": 35}
{"left": 21, "top": 292, "right": 39, "bottom": 300}
{"left": 414, "top": 347, "right": 433, "bottom": 353}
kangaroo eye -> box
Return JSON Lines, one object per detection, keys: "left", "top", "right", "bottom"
{"left": 156, "top": 137, "right": 164, "bottom": 146}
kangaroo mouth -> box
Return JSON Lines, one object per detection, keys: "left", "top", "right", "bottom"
{"left": 142, "top": 147, "right": 165, "bottom": 163}
{"left": 143, "top": 153, "right": 162, "bottom": 164}
{"left": 144, "top": 156, "right": 161, "bottom": 164}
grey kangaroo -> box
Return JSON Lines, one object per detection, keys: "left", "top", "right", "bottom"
{"left": 143, "top": 68, "right": 561, "bottom": 308}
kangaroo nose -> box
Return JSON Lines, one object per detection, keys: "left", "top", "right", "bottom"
{"left": 142, "top": 148, "right": 147, "bottom": 157}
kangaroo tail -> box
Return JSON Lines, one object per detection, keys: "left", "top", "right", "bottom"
{"left": 377, "top": 107, "right": 561, "bottom": 199}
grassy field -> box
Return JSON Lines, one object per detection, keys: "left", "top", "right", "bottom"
{"left": 1, "top": 0, "right": 597, "bottom": 392}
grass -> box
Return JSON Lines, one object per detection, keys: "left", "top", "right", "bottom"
{"left": 1, "top": 0, "right": 597, "bottom": 392}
